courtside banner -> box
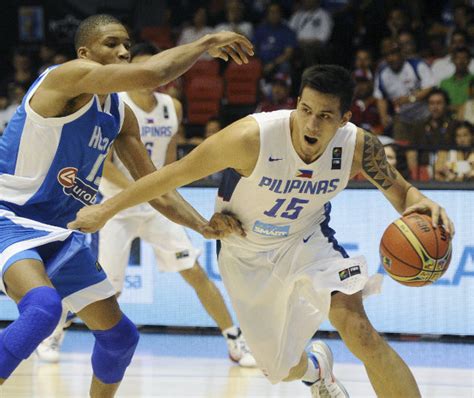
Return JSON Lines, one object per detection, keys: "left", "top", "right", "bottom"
{"left": 0, "top": 188, "right": 472, "bottom": 335}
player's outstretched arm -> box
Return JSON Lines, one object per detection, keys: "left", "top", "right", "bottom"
{"left": 43, "top": 32, "right": 253, "bottom": 97}
{"left": 68, "top": 116, "right": 259, "bottom": 233}
{"left": 354, "top": 129, "right": 454, "bottom": 235}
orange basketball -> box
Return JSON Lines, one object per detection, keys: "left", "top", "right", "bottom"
{"left": 380, "top": 213, "right": 452, "bottom": 287}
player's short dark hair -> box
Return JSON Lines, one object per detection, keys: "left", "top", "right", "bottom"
{"left": 428, "top": 87, "right": 450, "bottom": 105}
{"left": 299, "top": 64, "right": 355, "bottom": 114}
{"left": 74, "top": 14, "right": 122, "bottom": 51}
{"left": 130, "top": 42, "right": 160, "bottom": 60}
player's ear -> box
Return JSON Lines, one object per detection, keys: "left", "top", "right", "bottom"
{"left": 339, "top": 111, "right": 352, "bottom": 127}
{"left": 77, "top": 47, "right": 89, "bottom": 60}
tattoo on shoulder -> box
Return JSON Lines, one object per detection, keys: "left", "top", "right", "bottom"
{"left": 362, "top": 131, "right": 397, "bottom": 189}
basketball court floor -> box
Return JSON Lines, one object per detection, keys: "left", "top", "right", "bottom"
{"left": 1, "top": 330, "right": 473, "bottom": 397}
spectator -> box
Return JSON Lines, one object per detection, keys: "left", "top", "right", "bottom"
{"left": 456, "top": 77, "right": 474, "bottom": 124}
{"left": 350, "top": 71, "right": 383, "bottom": 134}
{"left": 289, "top": 0, "right": 333, "bottom": 66}
{"left": 398, "top": 29, "right": 419, "bottom": 59}
{"left": 406, "top": 88, "right": 457, "bottom": 178}
{"left": 435, "top": 121, "right": 474, "bottom": 181}
{"left": 353, "top": 48, "right": 374, "bottom": 80}
{"left": 0, "top": 83, "right": 26, "bottom": 134}
{"left": 204, "top": 117, "right": 221, "bottom": 139}
{"left": 385, "top": 7, "right": 411, "bottom": 40}
{"left": 253, "top": 3, "right": 297, "bottom": 77}
{"left": 0, "top": 50, "right": 35, "bottom": 95}
{"left": 440, "top": 46, "right": 474, "bottom": 111}
{"left": 256, "top": 72, "right": 296, "bottom": 112}
{"left": 177, "top": 7, "right": 214, "bottom": 60}
{"left": 215, "top": 0, "right": 253, "bottom": 38}
{"left": 431, "top": 29, "right": 474, "bottom": 85}
{"left": 37, "top": 42, "right": 57, "bottom": 75}
{"left": 381, "top": 135, "right": 411, "bottom": 180}
{"left": 374, "top": 39, "right": 434, "bottom": 142}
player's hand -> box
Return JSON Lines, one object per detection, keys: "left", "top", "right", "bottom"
{"left": 67, "top": 204, "right": 110, "bottom": 233}
{"left": 206, "top": 32, "right": 254, "bottom": 64}
{"left": 403, "top": 198, "right": 455, "bottom": 236}
{"left": 198, "top": 212, "right": 246, "bottom": 239}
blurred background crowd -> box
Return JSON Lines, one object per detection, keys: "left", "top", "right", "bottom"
{"left": 0, "top": 0, "right": 473, "bottom": 183}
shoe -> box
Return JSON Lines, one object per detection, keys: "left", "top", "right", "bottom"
{"left": 35, "top": 327, "right": 65, "bottom": 363}
{"left": 226, "top": 329, "right": 257, "bottom": 368}
{"left": 308, "top": 341, "right": 349, "bottom": 398}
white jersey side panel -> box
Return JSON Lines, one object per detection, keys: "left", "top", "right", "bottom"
{"left": 100, "top": 92, "right": 178, "bottom": 214}
{"left": 215, "top": 110, "right": 357, "bottom": 251}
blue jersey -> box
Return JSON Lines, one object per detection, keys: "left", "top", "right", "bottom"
{"left": 0, "top": 67, "right": 124, "bottom": 228}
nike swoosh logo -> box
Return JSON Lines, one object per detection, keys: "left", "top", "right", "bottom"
{"left": 303, "top": 232, "right": 315, "bottom": 243}
{"left": 268, "top": 156, "right": 283, "bottom": 162}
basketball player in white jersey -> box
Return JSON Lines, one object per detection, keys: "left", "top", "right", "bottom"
{"left": 99, "top": 43, "right": 254, "bottom": 367}
{"left": 0, "top": 14, "right": 253, "bottom": 396}
{"left": 70, "top": 65, "right": 454, "bottom": 397}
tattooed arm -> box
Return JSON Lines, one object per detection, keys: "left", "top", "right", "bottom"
{"left": 351, "top": 129, "right": 454, "bottom": 234}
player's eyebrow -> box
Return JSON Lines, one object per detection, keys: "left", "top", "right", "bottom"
{"left": 301, "top": 101, "right": 335, "bottom": 114}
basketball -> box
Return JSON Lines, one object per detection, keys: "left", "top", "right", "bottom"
{"left": 380, "top": 213, "right": 452, "bottom": 287}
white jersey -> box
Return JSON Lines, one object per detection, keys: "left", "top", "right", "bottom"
{"left": 215, "top": 110, "right": 357, "bottom": 251}
{"left": 100, "top": 92, "right": 178, "bottom": 214}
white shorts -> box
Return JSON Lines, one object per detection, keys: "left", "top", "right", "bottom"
{"left": 99, "top": 211, "right": 200, "bottom": 292}
{"left": 218, "top": 229, "right": 382, "bottom": 384}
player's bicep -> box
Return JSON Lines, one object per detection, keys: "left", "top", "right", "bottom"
{"left": 46, "top": 60, "right": 158, "bottom": 96}
{"left": 165, "top": 117, "right": 259, "bottom": 183}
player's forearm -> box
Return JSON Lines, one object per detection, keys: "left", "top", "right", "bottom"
{"left": 148, "top": 191, "right": 208, "bottom": 233}
{"left": 143, "top": 35, "right": 214, "bottom": 87}
{"left": 102, "top": 160, "right": 132, "bottom": 190}
{"left": 100, "top": 164, "right": 191, "bottom": 220}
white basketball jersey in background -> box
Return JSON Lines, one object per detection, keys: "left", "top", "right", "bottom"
{"left": 216, "top": 110, "right": 357, "bottom": 251}
{"left": 100, "top": 92, "right": 178, "bottom": 213}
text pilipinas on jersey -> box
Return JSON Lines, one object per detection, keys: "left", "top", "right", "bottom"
{"left": 258, "top": 177, "right": 340, "bottom": 195}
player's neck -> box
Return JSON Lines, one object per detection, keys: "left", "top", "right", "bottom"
{"left": 127, "top": 90, "right": 158, "bottom": 113}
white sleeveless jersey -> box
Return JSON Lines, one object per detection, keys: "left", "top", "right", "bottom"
{"left": 215, "top": 110, "right": 357, "bottom": 251}
{"left": 100, "top": 92, "right": 178, "bottom": 213}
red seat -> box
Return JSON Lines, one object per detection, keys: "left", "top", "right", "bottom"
{"left": 140, "top": 26, "right": 174, "bottom": 49}
{"left": 185, "top": 76, "right": 224, "bottom": 124}
{"left": 224, "top": 59, "right": 262, "bottom": 105}
{"left": 184, "top": 60, "right": 220, "bottom": 88}
{"left": 224, "top": 58, "right": 262, "bottom": 82}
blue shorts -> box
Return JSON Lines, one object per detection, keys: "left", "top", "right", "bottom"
{"left": 0, "top": 209, "right": 115, "bottom": 313}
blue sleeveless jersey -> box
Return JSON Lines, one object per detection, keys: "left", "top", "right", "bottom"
{"left": 0, "top": 67, "right": 124, "bottom": 227}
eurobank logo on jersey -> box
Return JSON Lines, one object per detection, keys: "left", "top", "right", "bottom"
{"left": 57, "top": 167, "right": 97, "bottom": 206}
{"left": 253, "top": 220, "right": 290, "bottom": 237}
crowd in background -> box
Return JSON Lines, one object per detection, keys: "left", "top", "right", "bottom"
{"left": 0, "top": 0, "right": 473, "bottom": 183}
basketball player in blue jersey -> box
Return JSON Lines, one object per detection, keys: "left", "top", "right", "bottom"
{"left": 0, "top": 14, "right": 252, "bottom": 396}
{"left": 71, "top": 64, "right": 455, "bottom": 397}
{"left": 38, "top": 42, "right": 256, "bottom": 367}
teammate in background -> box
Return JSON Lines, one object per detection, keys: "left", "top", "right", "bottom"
{"left": 37, "top": 43, "right": 256, "bottom": 367}
{"left": 71, "top": 65, "right": 454, "bottom": 397}
{"left": 0, "top": 14, "right": 252, "bottom": 397}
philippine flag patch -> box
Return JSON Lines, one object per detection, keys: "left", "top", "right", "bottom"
{"left": 296, "top": 169, "right": 313, "bottom": 178}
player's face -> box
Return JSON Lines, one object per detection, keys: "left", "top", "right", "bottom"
{"left": 292, "top": 87, "right": 351, "bottom": 163}
{"left": 85, "top": 23, "right": 131, "bottom": 65}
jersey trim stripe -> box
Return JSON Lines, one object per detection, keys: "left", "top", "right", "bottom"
{"left": 218, "top": 168, "right": 243, "bottom": 202}
{"left": 320, "top": 202, "right": 348, "bottom": 258}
